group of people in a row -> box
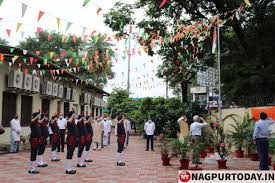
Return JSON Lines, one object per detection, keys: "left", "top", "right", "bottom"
{"left": 24, "top": 110, "right": 132, "bottom": 174}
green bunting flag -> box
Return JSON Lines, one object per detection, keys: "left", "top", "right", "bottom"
{"left": 0, "top": 0, "right": 4, "bottom": 7}
{"left": 83, "top": 0, "right": 90, "bottom": 6}
{"left": 10, "top": 48, "right": 15, "bottom": 53}
{"left": 65, "top": 22, "right": 72, "bottom": 32}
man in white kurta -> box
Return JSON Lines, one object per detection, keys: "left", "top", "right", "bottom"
{"left": 107, "top": 117, "right": 112, "bottom": 144}
{"left": 103, "top": 118, "right": 111, "bottom": 146}
{"left": 10, "top": 115, "right": 21, "bottom": 153}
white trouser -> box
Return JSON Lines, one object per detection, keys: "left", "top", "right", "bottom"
{"left": 29, "top": 161, "right": 37, "bottom": 171}
{"left": 65, "top": 159, "right": 72, "bottom": 171}
{"left": 51, "top": 150, "right": 57, "bottom": 160}
{"left": 116, "top": 153, "right": 124, "bottom": 163}
{"left": 37, "top": 155, "right": 44, "bottom": 165}
{"left": 103, "top": 135, "right": 109, "bottom": 145}
{"left": 83, "top": 149, "right": 91, "bottom": 161}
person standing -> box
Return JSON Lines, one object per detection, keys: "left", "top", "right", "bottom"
{"left": 115, "top": 114, "right": 126, "bottom": 166}
{"left": 65, "top": 111, "right": 78, "bottom": 174}
{"left": 190, "top": 115, "right": 207, "bottom": 164}
{"left": 37, "top": 113, "right": 49, "bottom": 168}
{"left": 144, "top": 119, "right": 155, "bottom": 151}
{"left": 103, "top": 117, "right": 110, "bottom": 146}
{"left": 84, "top": 115, "right": 93, "bottom": 162}
{"left": 107, "top": 117, "right": 112, "bottom": 145}
{"left": 49, "top": 114, "right": 60, "bottom": 162}
{"left": 76, "top": 115, "right": 87, "bottom": 168}
{"left": 10, "top": 114, "right": 21, "bottom": 153}
{"left": 57, "top": 114, "right": 67, "bottom": 152}
{"left": 92, "top": 117, "right": 103, "bottom": 150}
{"left": 253, "top": 112, "right": 275, "bottom": 170}
{"left": 28, "top": 112, "right": 43, "bottom": 174}
{"left": 124, "top": 117, "right": 131, "bottom": 146}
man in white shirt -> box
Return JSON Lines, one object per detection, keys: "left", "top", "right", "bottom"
{"left": 190, "top": 115, "right": 207, "bottom": 164}
{"left": 107, "top": 117, "right": 112, "bottom": 144}
{"left": 10, "top": 114, "right": 21, "bottom": 153}
{"left": 144, "top": 119, "right": 155, "bottom": 151}
{"left": 57, "top": 113, "right": 67, "bottom": 152}
{"left": 124, "top": 118, "right": 131, "bottom": 146}
{"left": 103, "top": 117, "right": 110, "bottom": 146}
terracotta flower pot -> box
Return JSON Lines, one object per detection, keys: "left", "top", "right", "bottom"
{"left": 207, "top": 146, "right": 215, "bottom": 153}
{"left": 272, "top": 163, "right": 275, "bottom": 170}
{"left": 179, "top": 159, "right": 189, "bottom": 170}
{"left": 161, "top": 156, "right": 171, "bottom": 166}
{"left": 199, "top": 150, "right": 207, "bottom": 158}
{"left": 250, "top": 153, "right": 259, "bottom": 161}
{"left": 268, "top": 157, "right": 272, "bottom": 166}
{"left": 235, "top": 150, "right": 244, "bottom": 158}
{"left": 217, "top": 159, "right": 227, "bottom": 169}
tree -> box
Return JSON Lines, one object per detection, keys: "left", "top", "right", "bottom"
{"left": 0, "top": 38, "right": 8, "bottom": 45}
{"left": 18, "top": 31, "right": 114, "bottom": 88}
{"left": 107, "top": 88, "right": 130, "bottom": 116}
{"left": 85, "top": 34, "right": 115, "bottom": 88}
{"left": 104, "top": 0, "right": 275, "bottom": 106}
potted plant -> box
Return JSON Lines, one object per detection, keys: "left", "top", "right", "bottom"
{"left": 227, "top": 113, "right": 254, "bottom": 158}
{"left": 216, "top": 139, "right": 232, "bottom": 169}
{"left": 160, "top": 138, "right": 171, "bottom": 166}
{"left": 248, "top": 142, "right": 258, "bottom": 161}
{"left": 170, "top": 136, "right": 191, "bottom": 170}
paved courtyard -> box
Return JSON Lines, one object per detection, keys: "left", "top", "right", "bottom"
{"left": 0, "top": 134, "right": 262, "bottom": 183}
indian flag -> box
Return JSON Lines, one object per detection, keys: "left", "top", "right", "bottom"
{"left": 212, "top": 27, "right": 217, "bottom": 54}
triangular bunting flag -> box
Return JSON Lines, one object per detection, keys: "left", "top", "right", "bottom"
{"left": 23, "top": 50, "right": 28, "bottom": 55}
{"left": 9, "top": 62, "right": 12, "bottom": 67}
{"left": 37, "top": 11, "right": 44, "bottom": 22}
{"left": 37, "top": 27, "right": 43, "bottom": 33}
{"left": 10, "top": 48, "right": 15, "bottom": 53}
{"left": 48, "top": 34, "right": 52, "bottom": 41}
{"left": 96, "top": 7, "right": 102, "bottom": 15}
{"left": 62, "top": 35, "right": 66, "bottom": 43}
{"left": 6, "top": 29, "right": 11, "bottom": 37}
{"left": 16, "top": 22, "right": 22, "bottom": 33}
{"left": 244, "top": 0, "right": 251, "bottom": 7}
{"left": 73, "top": 35, "right": 77, "bottom": 43}
{"left": 65, "top": 22, "right": 72, "bottom": 32}
{"left": 12, "top": 56, "right": 19, "bottom": 64}
{"left": 22, "top": 3, "right": 27, "bottom": 18}
{"left": 50, "top": 52, "right": 54, "bottom": 59}
{"left": 56, "top": 17, "right": 61, "bottom": 29}
{"left": 61, "top": 51, "right": 66, "bottom": 59}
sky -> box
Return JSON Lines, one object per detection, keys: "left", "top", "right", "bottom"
{"left": 0, "top": 0, "right": 174, "bottom": 98}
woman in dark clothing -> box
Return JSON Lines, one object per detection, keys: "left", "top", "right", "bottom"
{"left": 65, "top": 111, "right": 78, "bottom": 174}
{"left": 76, "top": 114, "right": 87, "bottom": 168}
{"left": 116, "top": 114, "right": 126, "bottom": 166}
{"left": 49, "top": 114, "right": 60, "bottom": 162}
{"left": 84, "top": 115, "right": 93, "bottom": 162}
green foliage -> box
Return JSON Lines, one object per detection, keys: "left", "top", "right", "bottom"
{"left": 169, "top": 136, "right": 191, "bottom": 160}
{"left": 226, "top": 113, "right": 255, "bottom": 150}
{"left": 18, "top": 31, "right": 114, "bottom": 88}
{"left": 0, "top": 38, "right": 8, "bottom": 45}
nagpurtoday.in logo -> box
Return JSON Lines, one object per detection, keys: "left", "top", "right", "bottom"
{"left": 179, "top": 171, "right": 191, "bottom": 182}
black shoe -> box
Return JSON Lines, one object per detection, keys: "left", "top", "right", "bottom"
{"left": 66, "top": 170, "right": 76, "bottom": 174}
{"left": 77, "top": 164, "right": 86, "bottom": 168}
{"left": 28, "top": 170, "right": 40, "bottom": 174}
{"left": 37, "top": 164, "right": 48, "bottom": 167}
{"left": 145, "top": 149, "right": 149, "bottom": 151}
{"left": 57, "top": 150, "right": 60, "bottom": 152}
{"left": 117, "top": 162, "right": 125, "bottom": 166}
{"left": 84, "top": 160, "right": 93, "bottom": 162}
{"left": 51, "top": 159, "right": 61, "bottom": 162}
{"left": 151, "top": 149, "right": 154, "bottom": 151}
{"left": 61, "top": 149, "right": 64, "bottom": 152}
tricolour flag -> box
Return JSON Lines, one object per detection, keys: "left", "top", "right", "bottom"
{"left": 212, "top": 27, "right": 217, "bottom": 54}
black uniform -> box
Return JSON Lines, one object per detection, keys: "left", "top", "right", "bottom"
{"left": 50, "top": 119, "right": 60, "bottom": 152}
{"left": 38, "top": 120, "right": 49, "bottom": 156}
{"left": 85, "top": 119, "right": 93, "bottom": 151}
{"left": 30, "top": 120, "right": 42, "bottom": 161}
{"left": 77, "top": 118, "right": 87, "bottom": 158}
{"left": 116, "top": 122, "right": 126, "bottom": 153}
{"left": 66, "top": 119, "right": 78, "bottom": 159}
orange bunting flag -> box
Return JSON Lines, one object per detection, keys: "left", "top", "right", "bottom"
{"left": 50, "top": 52, "right": 54, "bottom": 59}
{"left": 56, "top": 17, "right": 61, "bottom": 29}
{"left": 48, "top": 34, "right": 52, "bottom": 41}
{"left": 90, "top": 30, "right": 96, "bottom": 37}
{"left": 6, "top": 29, "right": 11, "bottom": 37}
{"left": 96, "top": 7, "right": 102, "bottom": 15}
{"left": 83, "top": 35, "right": 88, "bottom": 41}
{"left": 0, "top": 54, "right": 4, "bottom": 62}
{"left": 129, "top": 25, "right": 132, "bottom": 33}
{"left": 37, "top": 27, "right": 43, "bottom": 33}
{"left": 159, "top": 0, "right": 167, "bottom": 8}
{"left": 73, "top": 35, "right": 77, "bottom": 43}
{"left": 24, "top": 69, "right": 28, "bottom": 75}
{"left": 62, "top": 35, "right": 66, "bottom": 43}
{"left": 37, "top": 11, "right": 44, "bottom": 22}
{"left": 61, "top": 51, "right": 66, "bottom": 59}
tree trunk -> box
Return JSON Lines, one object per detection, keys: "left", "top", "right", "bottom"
{"left": 180, "top": 81, "right": 188, "bottom": 104}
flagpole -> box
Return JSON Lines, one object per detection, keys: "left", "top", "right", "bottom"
{"left": 217, "top": 16, "right": 222, "bottom": 127}
{"left": 127, "top": 33, "right": 131, "bottom": 94}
